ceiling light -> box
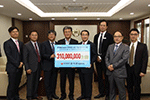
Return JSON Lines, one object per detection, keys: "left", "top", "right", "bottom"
{"left": 97, "top": 18, "right": 100, "bottom": 20}
{"left": 148, "top": 4, "right": 150, "bottom": 7}
{"left": 119, "top": 18, "right": 123, "bottom": 20}
{"left": 0, "top": 5, "right": 4, "bottom": 8}
{"left": 74, "top": 18, "right": 77, "bottom": 20}
{"left": 130, "top": 12, "right": 134, "bottom": 15}
{"left": 17, "top": 13, "right": 22, "bottom": 16}
{"left": 73, "top": 0, "right": 76, "bottom": 2}
{"left": 51, "top": 18, "right": 55, "bottom": 20}
{"left": 29, "top": 18, "right": 32, "bottom": 20}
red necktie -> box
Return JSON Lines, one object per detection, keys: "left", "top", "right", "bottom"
{"left": 34, "top": 43, "right": 40, "bottom": 62}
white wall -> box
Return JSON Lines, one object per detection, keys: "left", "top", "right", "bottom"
{"left": 55, "top": 25, "right": 97, "bottom": 42}
{"left": 0, "top": 14, "right": 12, "bottom": 56}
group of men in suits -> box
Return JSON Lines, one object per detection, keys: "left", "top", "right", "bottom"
{"left": 3, "top": 19, "right": 148, "bottom": 100}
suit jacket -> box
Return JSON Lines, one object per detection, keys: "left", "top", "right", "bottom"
{"left": 78, "top": 41, "right": 97, "bottom": 73}
{"left": 105, "top": 43, "right": 129, "bottom": 78}
{"left": 94, "top": 32, "right": 114, "bottom": 59}
{"left": 23, "top": 41, "right": 41, "bottom": 72}
{"left": 41, "top": 40, "right": 57, "bottom": 71}
{"left": 58, "top": 38, "right": 78, "bottom": 44}
{"left": 127, "top": 42, "right": 148, "bottom": 76}
{"left": 3, "top": 38, "right": 23, "bottom": 72}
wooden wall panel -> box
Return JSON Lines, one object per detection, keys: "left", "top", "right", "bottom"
{"left": 23, "top": 20, "right": 130, "bottom": 43}
{"left": 23, "top": 21, "right": 49, "bottom": 43}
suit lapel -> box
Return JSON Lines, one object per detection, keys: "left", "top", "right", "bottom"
{"left": 113, "top": 43, "right": 123, "bottom": 57}
{"left": 69, "top": 38, "right": 73, "bottom": 44}
{"left": 10, "top": 38, "right": 19, "bottom": 53}
{"left": 134, "top": 42, "right": 140, "bottom": 62}
{"left": 63, "top": 38, "right": 66, "bottom": 44}
{"left": 29, "top": 41, "right": 37, "bottom": 56}
{"left": 47, "top": 40, "right": 52, "bottom": 51}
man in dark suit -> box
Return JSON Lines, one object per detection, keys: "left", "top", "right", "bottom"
{"left": 126, "top": 28, "right": 148, "bottom": 100}
{"left": 58, "top": 26, "right": 78, "bottom": 100}
{"left": 4, "top": 26, "right": 23, "bottom": 100}
{"left": 105, "top": 31, "right": 129, "bottom": 100}
{"left": 41, "top": 30, "right": 59, "bottom": 100}
{"left": 77, "top": 30, "right": 97, "bottom": 100}
{"left": 23, "top": 30, "right": 42, "bottom": 100}
{"left": 94, "top": 20, "right": 114, "bottom": 99}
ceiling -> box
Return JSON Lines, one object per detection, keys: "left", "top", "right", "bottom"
{"left": 0, "top": 0, "right": 150, "bottom": 21}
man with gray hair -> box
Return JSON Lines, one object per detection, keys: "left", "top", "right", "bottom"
{"left": 58, "top": 26, "right": 78, "bottom": 100}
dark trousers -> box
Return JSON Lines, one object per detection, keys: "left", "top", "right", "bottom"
{"left": 26, "top": 63, "right": 41, "bottom": 99}
{"left": 44, "top": 68, "right": 58, "bottom": 98}
{"left": 96, "top": 60, "right": 109, "bottom": 96}
{"left": 78, "top": 71, "right": 93, "bottom": 99}
{"left": 108, "top": 74, "right": 126, "bottom": 100}
{"left": 60, "top": 68, "right": 75, "bottom": 97}
{"left": 7, "top": 69, "right": 23, "bottom": 100}
{"left": 126, "top": 65, "right": 141, "bottom": 100}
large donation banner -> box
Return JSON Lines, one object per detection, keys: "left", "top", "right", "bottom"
{"left": 55, "top": 45, "right": 90, "bottom": 68}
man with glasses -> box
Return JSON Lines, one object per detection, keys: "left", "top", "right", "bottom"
{"left": 105, "top": 31, "right": 129, "bottom": 100}
{"left": 126, "top": 28, "right": 148, "bottom": 100}
{"left": 77, "top": 30, "right": 97, "bottom": 100}
{"left": 4, "top": 26, "right": 24, "bottom": 100}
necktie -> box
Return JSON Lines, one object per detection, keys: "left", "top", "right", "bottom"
{"left": 113, "top": 44, "right": 118, "bottom": 55}
{"left": 99, "top": 32, "right": 103, "bottom": 54}
{"left": 34, "top": 43, "right": 41, "bottom": 62}
{"left": 129, "top": 43, "right": 134, "bottom": 67}
{"left": 83, "top": 42, "right": 85, "bottom": 45}
{"left": 51, "top": 42, "right": 54, "bottom": 53}
{"left": 15, "top": 40, "right": 20, "bottom": 53}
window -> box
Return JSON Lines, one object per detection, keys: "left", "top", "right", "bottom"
{"left": 144, "top": 18, "right": 149, "bottom": 48}
{"left": 136, "top": 22, "right": 142, "bottom": 42}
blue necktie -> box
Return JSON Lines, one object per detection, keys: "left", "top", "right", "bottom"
{"left": 51, "top": 43, "right": 54, "bottom": 53}
{"left": 114, "top": 45, "right": 118, "bottom": 55}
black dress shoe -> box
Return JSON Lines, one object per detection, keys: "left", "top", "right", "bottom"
{"left": 76, "top": 96, "right": 85, "bottom": 100}
{"left": 85, "top": 98, "right": 91, "bottom": 100}
{"left": 69, "top": 96, "right": 74, "bottom": 100}
{"left": 48, "top": 96, "right": 52, "bottom": 100}
{"left": 59, "top": 95, "right": 66, "bottom": 100}
{"left": 105, "top": 96, "right": 109, "bottom": 100}
{"left": 27, "top": 98, "right": 32, "bottom": 100}
{"left": 52, "top": 94, "right": 59, "bottom": 99}
{"left": 94, "top": 94, "right": 105, "bottom": 98}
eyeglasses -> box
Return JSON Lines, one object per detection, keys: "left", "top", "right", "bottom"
{"left": 12, "top": 31, "right": 19, "bottom": 33}
{"left": 113, "top": 36, "right": 122, "bottom": 38}
{"left": 130, "top": 34, "right": 138, "bottom": 36}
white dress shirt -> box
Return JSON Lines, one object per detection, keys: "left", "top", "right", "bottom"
{"left": 65, "top": 38, "right": 71, "bottom": 45}
{"left": 11, "top": 37, "right": 19, "bottom": 45}
{"left": 82, "top": 40, "right": 88, "bottom": 45}
{"left": 114, "top": 42, "right": 122, "bottom": 51}
{"left": 49, "top": 40, "right": 55, "bottom": 48}
{"left": 97, "top": 31, "right": 106, "bottom": 59}
{"left": 97, "top": 31, "right": 106, "bottom": 54}
{"left": 31, "top": 41, "right": 40, "bottom": 54}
